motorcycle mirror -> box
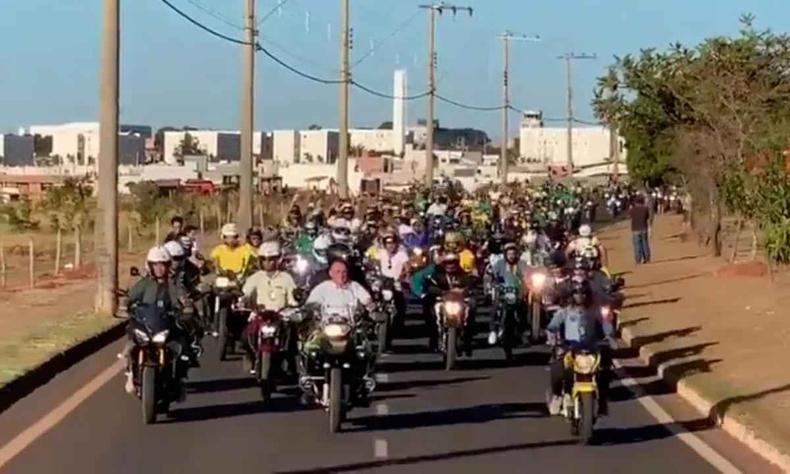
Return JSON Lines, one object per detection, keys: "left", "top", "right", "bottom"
{"left": 130, "top": 266, "right": 140, "bottom": 277}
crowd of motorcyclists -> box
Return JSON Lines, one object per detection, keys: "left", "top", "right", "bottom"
{"left": 120, "top": 179, "right": 644, "bottom": 429}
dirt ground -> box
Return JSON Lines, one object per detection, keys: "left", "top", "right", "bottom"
{"left": 604, "top": 214, "right": 790, "bottom": 456}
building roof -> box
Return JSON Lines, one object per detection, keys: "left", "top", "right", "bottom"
{"left": 0, "top": 174, "right": 67, "bottom": 184}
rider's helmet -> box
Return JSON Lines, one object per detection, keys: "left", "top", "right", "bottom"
{"left": 578, "top": 224, "right": 592, "bottom": 238}
{"left": 258, "top": 240, "right": 282, "bottom": 259}
{"left": 220, "top": 223, "right": 239, "bottom": 239}
{"left": 178, "top": 234, "right": 194, "bottom": 254}
{"left": 503, "top": 242, "right": 519, "bottom": 263}
{"left": 330, "top": 219, "right": 352, "bottom": 243}
{"left": 312, "top": 234, "right": 332, "bottom": 265}
{"left": 146, "top": 246, "right": 171, "bottom": 275}
{"left": 440, "top": 252, "right": 460, "bottom": 273}
{"left": 304, "top": 220, "right": 319, "bottom": 238}
{"left": 522, "top": 230, "right": 538, "bottom": 249}
{"left": 444, "top": 231, "right": 463, "bottom": 253}
{"left": 326, "top": 242, "right": 353, "bottom": 266}
{"left": 340, "top": 202, "right": 354, "bottom": 219}
{"left": 163, "top": 240, "right": 185, "bottom": 260}
{"left": 571, "top": 279, "right": 592, "bottom": 305}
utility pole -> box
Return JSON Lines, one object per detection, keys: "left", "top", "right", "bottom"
{"left": 96, "top": 0, "right": 119, "bottom": 314}
{"left": 558, "top": 52, "right": 595, "bottom": 174}
{"left": 419, "top": 3, "right": 473, "bottom": 188}
{"left": 239, "top": 0, "right": 256, "bottom": 230}
{"left": 610, "top": 125, "right": 620, "bottom": 182}
{"left": 337, "top": 0, "right": 350, "bottom": 198}
{"left": 499, "top": 31, "right": 540, "bottom": 185}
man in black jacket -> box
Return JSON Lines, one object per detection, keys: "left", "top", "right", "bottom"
{"left": 424, "top": 253, "right": 477, "bottom": 355}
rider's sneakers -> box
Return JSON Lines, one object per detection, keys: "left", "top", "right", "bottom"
{"left": 124, "top": 371, "right": 135, "bottom": 395}
{"left": 548, "top": 395, "right": 562, "bottom": 416}
{"left": 488, "top": 331, "right": 497, "bottom": 346}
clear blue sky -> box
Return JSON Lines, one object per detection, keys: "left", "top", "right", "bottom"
{"left": 0, "top": 0, "right": 786, "bottom": 138}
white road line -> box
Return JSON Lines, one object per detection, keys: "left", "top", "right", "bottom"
{"left": 374, "top": 439, "right": 389, "bottom": 459}
{"left": 375, "top": 373, "right": 389, "bottom": 383}
{"left": 376, "top": 403, "right": 389, "bottom": 416}
{"left": 613, "top": 359, "right": 741, "bottom": 474}
{"left": 0, "top": 360, "right": 124, "bottom": 470}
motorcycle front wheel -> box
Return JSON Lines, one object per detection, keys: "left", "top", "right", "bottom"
{"left": 444, "top": 327, "right": 457, "bottom": 371}
{"left": 217, "top": 308, "right": 228, "bottom": 361}
{"left": 530, "top": 300, "right": 542, "bottom": 344}
{"left": 141, "top": 366, "right": 157, "bottom": 425}
{"left": 257, "top": 352, "right": 273, "bottom": 403}
{"left": 376, "top": 320, "right": 388, "bottom": 357}
{"left": 329, "top": 367, "right": 343, "bottom": 433}
{"left": 502, "top": 310, "right": 514, "bottom": 361}
{"left": 577, "top": 391, "right": 596, "bottom": 445}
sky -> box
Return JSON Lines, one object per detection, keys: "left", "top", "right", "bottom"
{"left": 1, "top": 0, "right": 788, "bottom": 139}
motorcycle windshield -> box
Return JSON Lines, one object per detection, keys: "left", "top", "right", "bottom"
{"left": 132, "top": 304, "right": 173, "bottom": 335}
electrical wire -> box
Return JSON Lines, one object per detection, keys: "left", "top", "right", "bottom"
{"left": 256, "top": 44, "right": 343, "bottom": 84}
{"left": 258, "top": 0, "right": 294, "bottom": 25}
{"left": 159, "top": 0, "right": 250, "bottom": 45}
{"left": 350, "top": 81, "right": 429, "bottom": 100}
{"left": 436, "top": 94, "right": 504, "bottom": 111}
{"left": 183, "top": 0, "right": 244, "bottom": 31}
{"left": 352, "top": 10, "right": 422, "bottom": 67}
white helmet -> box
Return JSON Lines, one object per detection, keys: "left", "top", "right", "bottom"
{"left": 331, "top": 218, "right": 351, "bottom": 243}
{"left": 163, "top": 240, "right": 185, "bottom": 259}
{"left": 221, "top": 223, "right": 239, "bottom": 238}
{"left": 146, "top": 246, "right": 171, "bottom": 264}
{"left": 578, "top": 224, "right": 592, "bottom": 238}
{"left": 313, "top": 233, "right": 332, "bottom": 264}
{"left": 258, "top": 241, "right": 282, "bottom": 258}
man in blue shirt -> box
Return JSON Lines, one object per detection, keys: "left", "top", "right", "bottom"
{"left": 547, "top": 280, "right": 613, "bottom": 416}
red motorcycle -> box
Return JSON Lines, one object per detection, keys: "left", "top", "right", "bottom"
{"left": 244, "top": 306, "right": 301, "bottom": 403}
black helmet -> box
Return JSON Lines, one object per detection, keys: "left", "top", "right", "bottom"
{"left": 326, "top": 242, "right": 353, "bottom": 265}
{"left": 571, "top": 279, "right": 592, "bottom": 297}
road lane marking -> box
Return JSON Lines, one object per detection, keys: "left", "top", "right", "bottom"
{"left": 374, "top": 439, "right": 388, "bottom": 459}
{"left": 613, "top": 359, "right": 741, "bottom": 474}
{"left": 376, "top": 403, "right": 389, "bottom": 416}
{"left": 0, "top": 360, "right": 124, "bottom": 470}
{"left": 376, "top": 373, "right": 389, "bottom": 383}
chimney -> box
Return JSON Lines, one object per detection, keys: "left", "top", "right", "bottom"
{"left": 393, "top": 69, "right": 407, "bottom": 156}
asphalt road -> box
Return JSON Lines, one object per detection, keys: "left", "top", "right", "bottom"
{"left": 0, "top": 303, "right": 776, "bottom": 474}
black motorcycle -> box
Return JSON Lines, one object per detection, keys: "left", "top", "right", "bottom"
{"left": 367, "top": 272, "right": 400, "bottom": 355}
{"left": 212, "top": 271, "right": 248, "bottom": 361}
{"left": 494, "top": 283, "right": 522, "bottom": 361}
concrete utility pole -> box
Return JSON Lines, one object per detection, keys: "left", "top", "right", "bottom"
{"left": 238, "top": 0, "right": 256, "bottom": 230}
{"left": 558, "top": 52, "right": 595, "bottom": 173}
{"left": 610, "top": 125, "right": 620, "bottom": 182}
{"left": 96, "top": 0, "right": 119, "bottom": 314}
{"left": 419, "top": 3, "right": 473, "bottom": 188}
{"left": 499, "top": 31, "right": 540, "bottom": 185}
{"left": 337, "top": 0, "right": 350, "bottom": 198}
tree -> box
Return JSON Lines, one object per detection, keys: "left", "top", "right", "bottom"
{"left": 377, "top": 121, "right": 393, "bottom": 130}
{"left": 308, "top": 124, "right": 322, "bottom": 130}
{"left": 174, "top": 132, "right": 203, "bottom": 158}
{"left": 39, "top": 177, "right": 93, "bottom": 268}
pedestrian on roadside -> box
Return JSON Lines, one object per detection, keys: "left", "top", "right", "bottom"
{"left": 165, "top": 216, "right": 184, "bottom": 243}
{"left": 629, "top": 195, "right": 651, "bottom": 264}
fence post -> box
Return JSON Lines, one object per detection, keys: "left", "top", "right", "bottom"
{"left": 0, "top": 242, "right": 6, "bottom": 289}
{"left": 54, "top": 227, "right": 62, "bottom": 276}
{"left": 28, "top": 238, "right": 35, "bottom": 289}
{"left": 199, "top": 207, "right": 205, "bottom": 234}
{"left": 155, "top": 216, "right": 161, "bottom": 244}
{"left": 127, "top": 220, "right": 134, "bottom": 253}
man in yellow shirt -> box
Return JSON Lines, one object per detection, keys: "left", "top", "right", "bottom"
{"left": 444, "top": 231, "right": 476, "bottom": 276}
{"left": 210, "top": 223, "right": 256, "bottom": 277}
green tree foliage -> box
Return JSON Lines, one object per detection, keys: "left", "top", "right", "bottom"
{"left": 594, "top": 15, "right": 790, "bottom": 260}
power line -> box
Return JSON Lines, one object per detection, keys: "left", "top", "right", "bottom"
{"left": 159, "top": 0, "right": 250, "bottom": 45}
{"left": 352, "top": 10, "right": 422, "bottom": 67}
{"left": 351, "top": 81, "right": 429, "bottom": 100}
{"left": 256, "top": 44, "right": 343, "bottom": 84}
{"left": 436, "top": 94, "right": 504, "bottom": 111}
{"left": 258, "top": 0, "right": 294, "bottom": 25}
{"left": 183, "top": 0, "right": 243, "bottom": 31}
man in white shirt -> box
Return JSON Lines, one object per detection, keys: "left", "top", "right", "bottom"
{"left": 378, "top": 234, "right": 410, "bottom": 280}
{"left": 306, "top": 259, "right": 373, "bottom": 322}
{"left": 242, "top": 241, "right": 297, "bottom": 311}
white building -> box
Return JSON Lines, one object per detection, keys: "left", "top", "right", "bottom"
{"left": 518, "top": 111, "right": 625, "bottom": 170}
{"left": 272, "top": 130, "right": 300, "bottom": 165}
{"left": 28, "top": 122, "right": 147, "bottom": 166}
{"left": 298, "top": 130, "right": 338, "bottom": 164}
{"left": 349, "top": 129, "right": 394, "bottom": 154}
{"left": 162, "top": 130, "right": 268, "bottom": 164}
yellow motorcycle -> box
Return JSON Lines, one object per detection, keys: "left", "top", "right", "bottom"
{"left": 559, "top": 345, "right": 602, "bottom": 444}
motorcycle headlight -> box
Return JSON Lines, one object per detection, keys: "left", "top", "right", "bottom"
{"left": 295, "top": 257, "right": 309, "bottom": 274}
{"left": 134, "top": 328, "right": 150, "bottom": 343}
{"left": 413, "top": 247, "right": 423, "bottom": 256}
{"left": 504, "top": 292, "right": 518, "bottom": 304}
{"left": 444, "top": 301, "right": 463, "bottom": 318}
{"left": 152, "top": 330, "right": 169, "bottom": 344}
{"left": 382, "top": 289, "right": 394, "bottom": 301}
{"left": 215, "top": 276, "right": 231, "bottom": 289}
{"left": 323, "top": 323, "right": 351, "bottom": 339}
{"left": 531, "top": 272, "right": 547, "bottom": 289}
{"left": 574, "top": 353, "right": 598, "bottom": 375}
{"left": 601, "top": 306, "right": 612, "bottom": 319}
{"left": 260, "top": 324, "right": 278, "bottom": 337}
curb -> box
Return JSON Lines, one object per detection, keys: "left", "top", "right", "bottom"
{"left": 0, "top": 320, "right": 126, "bottom": 413}
{"left": 619, "top": 325, "right": 790, "bottom": 471}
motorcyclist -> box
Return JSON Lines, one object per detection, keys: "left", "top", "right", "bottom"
{"left": 488, "top": 242, "right": 526, "bottom": 346}
{"left": 403, "top": 218, "right": 429, "bottom": 251}
{"left": 245, "top": 227, "right": 264, "bottom": 254}
{"left": 241, "top": 241, "right": 299, "bottom": 374}
{"left": 294, "top": 220, "right": 319, "bottom": 256}
{"left": 426, "top": 195, "right": 449, "bottom": 217}
{"left": 340, "top": 202, "right": 363, "bottom": 233}
{"left": 376, "top": 233, "right": 409, "bottom": 340}
{"left": 566, "top": 224, "right": 608, "bottom": 268}
{"left": 520, "top": 230, "right": 551, "bottom": 268}
{"left": 209, "top": 223, "right": 256, "bottom": 278}
{"left": 547, "top": 280, "right": 613, "bottom": 416}
{"left": 443, "top": 231, "right": 476, "bottom": 276}
{"left": 123, "top": 246, "right": 189, "bottom": 397}
{"left": 425, "top": 252, "right": 476, "bottom": 355}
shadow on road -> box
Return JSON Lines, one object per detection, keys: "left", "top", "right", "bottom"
{"left": 377, "top": 376, "right": 488, "bottom": 393}
{"left": 627, "top": 273, "right": 707, "bottom": 289}
{"left": 165, "top": 395, "right": 304, "bottom": 423}
{"left": 187, "top": 377, "right": 257, "bottom": 394}
{"left": 274, "top": 438, "right": 577, "bottom": 473}
{"left": 622, "top": 297, "right": 682, "bottom": 310}
{"left": 611, "top": 358, "right": 722, "bottom": 402}
{"left": 348, "top": 402, "right": 548, "bottom": 432}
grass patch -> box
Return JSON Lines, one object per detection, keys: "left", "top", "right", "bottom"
{"left": 0, "top": 312, "right": 120, "bottom": 386}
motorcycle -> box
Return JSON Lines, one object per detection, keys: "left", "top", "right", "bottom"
{"left": 494, "top": 283, "right": 521, "bottom": 361}
{"left": 555, "top": 343, "right": 604, "bottom": 444}
{"left": 299, "top": 307, "right": 376, "bottom": 433}
{"left": 126, "top": 304, "right": 188, "bottom": 424}
{"left": 526, "top": 270, "right": 548, "bottom": 343}
{"left": 367, "top": 273, "right": 400, "bottom": 356}
{"left": 244, "top": 306, "right": 302, "bottom": 402}
{"left": 212, "top": 271, "right": 247, "bottom": 361}
{"left": 434, "top": 289, "right": 470, "bottom": 370}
